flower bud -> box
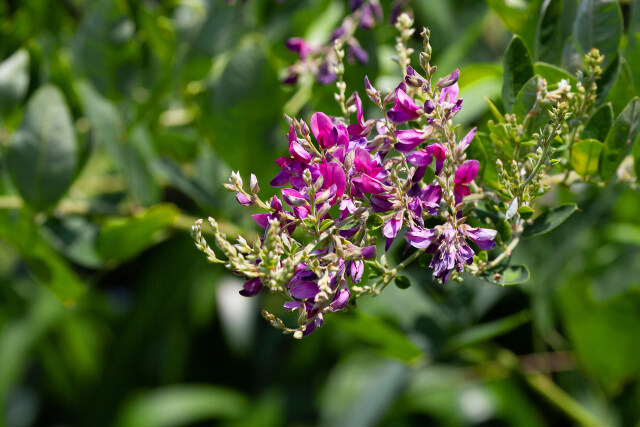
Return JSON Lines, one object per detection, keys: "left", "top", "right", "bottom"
{"left": 250, "top": 174, "right": 260, "bottom": 194}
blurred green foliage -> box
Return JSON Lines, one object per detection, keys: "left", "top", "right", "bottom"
{"left": 1, "top": 0, "right": 640, "bottom": 426}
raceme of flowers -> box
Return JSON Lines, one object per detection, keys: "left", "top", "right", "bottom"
{"left": 192, "top": 52, "right": 498, "bottom": 338}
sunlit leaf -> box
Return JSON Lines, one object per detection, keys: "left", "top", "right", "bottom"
{"left": 599, "top": 97, "right": 640, "bottom": 181}
{"left": 8, "top": 85, "right": 78, "bottom": 211}
{"left": 570, "top": 139, "right": 603, "bottom": 179}
{"left": 522, "top": 203, "right": 577, "bottom": 238}
{"left": 97, "top": 204, "right": 179, "bottom": 263}
{"left": 115, "top": 385, "right": 248, "bottom": 427}
{"left": 499, "top": 265, "right": 530, "bottom": 285}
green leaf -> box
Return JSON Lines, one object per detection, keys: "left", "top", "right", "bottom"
{"left": 332, "top": 312, "right": 423, "bottom": 364}
{"left": 634, "top": 131, "right": 640, "bottom": 179}
{"left": 573, "top": 0, "right": 623, "bottom": 65}
{"left": 78, "top": 82, "right": 160, "bottom": 206}
{"left": 570, "top": 139, "right": 603, "bottom": 178}
{"left": 0, "top": 212, "right": 85, "bottom": 303}
{"left": 444, "top": 311, "right": 531, "bottom": 351}
{"left": 558, "top": 278, "right": 640, "bottom": 394}
{"left": 517, "top": 205, "right": 534, "bottom": 219}
{"left": 512, "top": 75, "right": 549, "bottom": 132}
{"left": 599, "top": 97, "right": 640, "bottom": 181}
{"left": 502, "top": 35, "right": 534, "bottom": 113}
{"left": 595, "top": 52, "right": 620, "bottom": 103}
{"left": 115, "top": 385, "right": 248, "bottom": 427}
{"left": 97, "top": 204, "right": 179, "bottom": 263}
{"left": 604, "top": 56, "right": 635, "bottom": 114}
{"left": 41, "top": 216, "right": 103, "bottom": 268}
{"left": 394, "top": 275, "right": 411, "bottom": 290}
{"left": 0, "top": 48, "right": 30, "bottom": 111}
{"left": 580, "top": 102, "right": 613, "bottom": 141}
{"left": 535, "top": 0, "right": 564, "bottom": 64}
{"left": 7, "top": 85, "right": 78, "bottom": 211}
{"left": 522, "top": 203, "right": 577, "bottom": 238}
{"left": 499, "top": 265, "right": 531, "bottom": 285}
{"left": 533, "top": 62, "right": 577, "bottom": 87}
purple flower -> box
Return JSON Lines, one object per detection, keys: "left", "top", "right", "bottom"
{"left": 421, "top": 184, "right": 442, "bottom": 215}
{"left": 287, "top": 126, "right": 313, "bottom": 163}
{"left": 348, "top": 43, "right": 369, "bottom": 64}
{"left": 347, "top": 92, "right": 373, "bottom": 137}
{"left": 395, "top": 129, "right": 429, "bottom": 152}
{"left": 387, "top": 87, "right": 422, "bottom": 124}
{"left": 454, "top": 160, "right": 479, "bottom": 204}
{"left": 438, "top": 69, "right": 460, "bottom": 88}
{"left": 285, "top": 38, "right": 313, "bottom": 59}
{"left": 311, "top": 112, "right": 348, "bottom": 149}
{"left": 349, "top": 261, "right": 364, "bottom": 283}
{"left": 317, "top": 61, "right": 337, "bottom": 85}
{"left": 235, "top": 192, "right": 253, "bottom": 206}
{"left": 461, "top": 225, "right": 498, "bottom": 250}
{"left": 240, "top": 278, "right": 263, "bottom": 297}
{"left": 361, "top": 245, "right": 377, "bottom": 259}
{"left": 405, "top": 227, "right": 437, "bottom": 249}
{"left": 319, "top": 160, "right": 347, "bottom": 200}
{"left": 370, "top": 194, "right": 395, "bottom": 212}
{"left": 406, "top": 143, "right": 447, "bottom": 176}
{"left": 382, "top": 212, "right": 403, "bottom": 250}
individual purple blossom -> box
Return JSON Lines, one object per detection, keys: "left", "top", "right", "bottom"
{"left": 387, "top": 86, "right": 422, "bottom": 124}
{"left": 317, "top": 61, "right": 337, "bottom": 85}
{"left": 382, "top": 212, "right": 403, "bottom": 250}
{"left": 348, "top": 42, "right": 369, "bottom": 64}
{"left": 406, "top": 143, "right": 448, "bottom": 175}
{"left": 395, "top": 129, "right": 430, "bottom": 152}
{"left": 347, "top": 92, "right": 373, "bottom": 137}
{"left": 311, "top": 112, "right": 349, "bottom": 149}
{"left": 236, "top": 192, "right": 253, "bottom": 206}
{"left": 454, "top": 160, "right": 479, "bottom": 204}
{"left": 288, "top": 126, "right": 313, "bottom": 163}
{"left": 421, "top": 184, "right": 442, "bottom": 216}
{"left": 457, "top": 127, "right": 476, "bottom": 156}
{"left": 240, "top": 278, "right": 263, "bottom": 297}
{"left": 285, "top": 38, "right": 313, "bottom": 59}
{"left": 319, "top": 160, "right": 347, "bottom": 200}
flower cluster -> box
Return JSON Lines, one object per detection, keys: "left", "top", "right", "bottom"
{"left": 283, "top": 0, "right": 409, "bottom": 86}
{"left": 192, "top": 22, "right": 502, "bottom": 337}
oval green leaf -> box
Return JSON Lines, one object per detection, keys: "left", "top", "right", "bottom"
{"left": 8, "top": 85, "right": 78, "bottom": 211}
{"left": 570, "top": 139, "right": 603, "bottom": 179}
{"left": 533, "top": 62, "right": 577, "bottom": 87}
{"left": 499, "top": 265, "right": 531, "bottom": 285}
{"left": 535, "top": 0, "right": 564, "bottom": 64}
{"left": 580, "top": 102, "right": 613, "bottom": 142}
{"left": 523, "top": 203, "right": 578, "bottom": 238}
{"left": 599, "top": 97, "right": 640, "bottom": 181}
{"left": 97, "top": 204, "right": 179, "bottom": 263}
{"left": 503, "top": 35, "right": 534, "bottom": 113}
{"left": 573, "top": 0, "right": 623, "bottom": 65}
{"left": 394, "top": 275, "right": 411, "bottom": 290}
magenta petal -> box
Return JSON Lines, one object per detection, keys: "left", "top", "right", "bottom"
{"left": 252, "top": 214, "right": 271, "bottom": 228}
{"left": 406, "top": 150, "right": 433, "bottom": 167}
{"left": 466, "top": 227, "right": 498, "bottom": 250}
{"left": 361, "top": 245, "right": 376, "bottom": 259}
{"left": 290, "top": 282, "right": 320, "bottom": 299}
{"left": 439, "top": 82, "right": 459, "bottom": 104}
{"left": 310, "top": 112, "right": 334, "bottom": 148}
{"left": 289, "top": 140, "right": 312, "bottom": 163}
{"left": 354, "top": 147, "right": 373, "bottom": 174}
{"left": 236, "top": 192, "right": 253, "bottom": 206}
{"left": 319, "top": 162, "right": 346, "bottom": 198}
{"left": 330, "top": 288, "right": 351, "bottom": 310}
{"left": 387, "top": 88, "right": 422, "bottom": 124}
{"left": 454, "top": 160, "right": 479, "bottom": 184}
{"left": 395, "top": 129, "right": 427, "bottom": 152}
{"left": 405, "top": 227, "right": 436, "bottom": 249}
{"left": 460, "top": 127, "right": 476, "bottom": 148}
{"left": 270, "top": 169, "right": 291, "bottom": 187}
{"left": 359, "top": 174, "right": 385, "bottom": 194}
{"left": 382, "top": 216, "right": 402, "bottom": 239}
{"left": 284, "top": 301, "right": 304, "bottom": 310}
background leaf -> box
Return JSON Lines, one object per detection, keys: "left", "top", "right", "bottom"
{"left": 599, "top": 97, "right": 640, "bottom": 181}
{"left": 570, "top": 139, "right": 603, "bottom": 179}
{"left": 572, "top": 0, "right": 623, "bottom": 66}
{"left": 580, "top": 102, "right": 613, "bottom": 142}
{"left": 96, "top": 204, "right": 179, "bottom": 262}
{"left": 535, "top": 0, "right": 564, "bottom": 64}
{"left": 7, "top": 85, "right": 78, "bottom": 211}
{"left": 0, "top": 48, "right": 30, "bottom": 111}
{"left": 522, "top": 203, "right": 577, "bottom": 238}
{"left": 502, "top": 35, "right": 534, "bottom": 113}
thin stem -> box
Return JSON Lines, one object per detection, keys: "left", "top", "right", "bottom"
{"left": 393, "top": 248, "right": 422, "bottom": 272}
{"left": 488, "top": 236, "right": 520, "bottom": 269}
